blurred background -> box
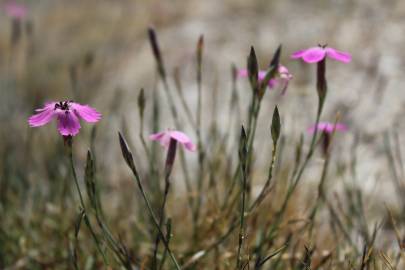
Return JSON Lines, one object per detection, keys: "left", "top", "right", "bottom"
{"left": 2, "top": 0, "right": 405, "bottom": 268}
{"left": 2, "top": 0, "right": 405, "bottom": 202}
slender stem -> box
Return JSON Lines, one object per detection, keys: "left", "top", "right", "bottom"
{"left": 152, "top": 143, "right": 175, "bottom": 269}
{"left": 236, "top": 157, "right": 248, "bottom": 268}
{"left": 159, "top": 219, "right": 173, "bottom": 270}
{"left": 161, "top": 78, "right": 195, "bottom": 221}
{"left": 194, "top": 36, "right": 205, "bottom": 239}
{"left": 69, "top": 149, "right": 86, "bottom": 211}
{"left": 264, "top": 102, "right": 323, "bottom": 243}
{"left": 67, "top": 141, "right": 108, "bottom": 265}
{"left": 221, "top": 96, "right": 260, "bottom": 211}
{"left": 127, "top": 157, "right": 181, "bottom": 270}
{"left": 263, "top": 60, "right": 327, "bottom": 245}
{"left": 173, "top": 67, "right": 197, "bottom": 129}
{"left": 188, "top": 136, "right": 277, "bottom": 267}
{"left": 249, "top": 140, "right": 278, "bottom": 212}
{"left": 307, "top": 143, "right": 331, "bottom": 238}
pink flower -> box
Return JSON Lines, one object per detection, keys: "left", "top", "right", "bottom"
{"left": 5, "top": 1, "right": 27, "bottom": 19}
{"left": 307, "top": 122, "right": 348, "bottom": 134}
{"left": 291, "top": 45, "right": 351, "bottom": 63}
{"left": 238, "top": 65, "right": 293, "bottom": 93}
{"left": 149, "top": 130, "right": 196, "bottom": 152}
{"left": 28, "top": 101, "right": 102, "bottom": 136}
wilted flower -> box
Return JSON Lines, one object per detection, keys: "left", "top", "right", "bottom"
{"left": 238, "top": 65, "right": 293, "bottom": 93}
{"left": 5, "top": 1, "right": 27, "bottom": 20}
{"left": 28, "top": 101, "right": 102, "bottom": 136}
{"left": 149, "top": 130, "right": 196, "bottom": 152}
{"left": 291, "top": 45, "right": 351, "bottom": 63}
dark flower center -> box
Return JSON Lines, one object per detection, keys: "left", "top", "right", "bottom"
{"left": 54, "top": 101, "right": 71, "bottom": 111}
{"left": 318, "top": 43, "right": 328, "bottom": 49}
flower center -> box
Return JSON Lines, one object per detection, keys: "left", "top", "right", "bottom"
{"left": 54, "top": 101, "right": 71, "bottom": 111}
{"left": 318, "top": 43, "right": 328, "bottom": 49}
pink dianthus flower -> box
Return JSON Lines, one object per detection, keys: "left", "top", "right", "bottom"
{"left": 149, "top": 130, "right": 196, "bottom": 152}
{"left": 5, "top": 1, "right": 27, "bottom": 20}
{"left": 28, "top": 101, "right": 101, "bottom": 136}
{"left": 307, "top": 122, "right": 348, "bottom": 134}
{"left": 291, "top": 45, "right": 351, "bottom": 63}
{"left": 238, "top": 65, "right": 292, "bottom": 94}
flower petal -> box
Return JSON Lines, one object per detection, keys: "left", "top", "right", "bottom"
{"left": 56, "top": 111, "right": 81, "bottom": 136}
{"left": 268, "top": 79, "right": 277, "bottom": 89}
{"left": 184, "top": 142, "right": 197, "bottom": 152}
{"left": 333, "top": 123, "right": 348, "bottom": 132}
{"left": 326, "top": 47, "right": 352, "bottom": 63}
{"left": 291, "top": 49, "right": 307, "bottom": 59}
{"left": 278, "top": 65, "right": 292, "bottom": 78}
{"left": 170, "top": 131, "right": 196, "bottom": 152}
{"left": 28, "top": 103, "right": 56, "bottom": 127}
{"left": 70, "top": 103, "right": 102, "bottom": 123}
{"left": 149, "top": 131, "right": 172, "bottom": 147}
{"left": 150, "top": 130, "right": 196, "bottom": 151}
{"left": 301, "top": 47, "right": 327, "bottom": 63}
{"left": 149, "top": 131, "right": 166, "bottom": 141}
{"left": 5, "top": 2, "right": 27, "bottom": 19}
{"left": 258, "top": 70, "right": 267, "bottom": 81}
{"left": 238, "top": 69, "right": 267, "bottom": 81}
{"left": 34, "top": 102, "right": 56, "bottom": 112}
{"left": 169, "top": 131, "right": 192, "bottom": 144}
{"left": 307, "top": 122, "right": 348, "bottom": 134}
{"left": 237, "top": 69, "right": 248, "bottom": 78}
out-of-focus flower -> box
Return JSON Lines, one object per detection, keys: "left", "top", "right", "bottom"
{"left": 308, "top": 121, "right": 347, "bottom": 156}
{"left": 149, "top": 130, "right": 196, "bottom": 152}
{"left": 307, "top": 122, "right": 348, "bottom": 134}
{"left": 28, "top": 101, "right": 102, "bottom": 136}
{"left": 238, "top": 65, "right": 293, "bottom": 93}
{"left": 5, "top": 1, "right": 27, "bottom": 20}
{"left": 291, "top": 45, "right": 351, "bottom": 63}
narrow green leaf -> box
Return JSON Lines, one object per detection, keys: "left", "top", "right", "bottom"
{"left": 239, "top": 126, "right": 248, "bottom": 164}
{"left": 247, "top": 46, "right": 259, "bottom": 93}
{"left": 269, "top": 44, "right": 282, "bottom": 68}
{"left": 84, "top": 150, "right": 97, "bottom": 209}
{"left": 74, "top": 209, "right": 85, "bottom": 238}
{"left": 295, "top": 133, "right": 304, "bottom": 167}
{"left": 137, "top": 88, "right": 146, "bottom": 118}
{"left": 148, "top": 27, "right": 166, "bottom": 79}
{"left": 118, "top": 132, "right": 136, "bottom": 172}
{"left": 271, "top": 106, "right": 281, "bottom": 144}
{"left": 196, "top": 35, "right": 204, "bottom": 84}
{"left": 259, "top": 45, "right": 282, "bottom": 98}
{"left": 231, "top": 63, "right": 237, "bottom": 82}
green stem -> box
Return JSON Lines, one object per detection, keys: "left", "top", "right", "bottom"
{"left": 152, "top": 170, "right": 172, "bottom": 269}
{"left": 67, "top": 142, "right": 108, "bottom": 265}
{"left": 128, "top": 158, "right": 182, "bottom": 270}
{"left": 236, "top": 158, "right": 248, "bottom": 268}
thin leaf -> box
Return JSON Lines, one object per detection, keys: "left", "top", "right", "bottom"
{"left": 271, "top": 106, "right": 281, "bottom": 144}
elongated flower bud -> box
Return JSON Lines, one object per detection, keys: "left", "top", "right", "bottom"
{"left": 148, "top": 27, "right": 166, "bottom": 80}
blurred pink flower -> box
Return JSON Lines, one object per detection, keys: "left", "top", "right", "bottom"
{"left": 28, "top": 101, "right": 102, "bottom": 136}
{"left": 238, "top": 65, "right": 293, "bottom": 93}
{"left": 291, "top": 45, "right": 351, "bottom": 63}
{"left": 149, "top": 130, "right": 196, "bottom": 152}
{"left": 5, "top": 1, "right": 27, "bottom": 19}
{"left": 307, "top": 122, "right": 348, "bottom": 134}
